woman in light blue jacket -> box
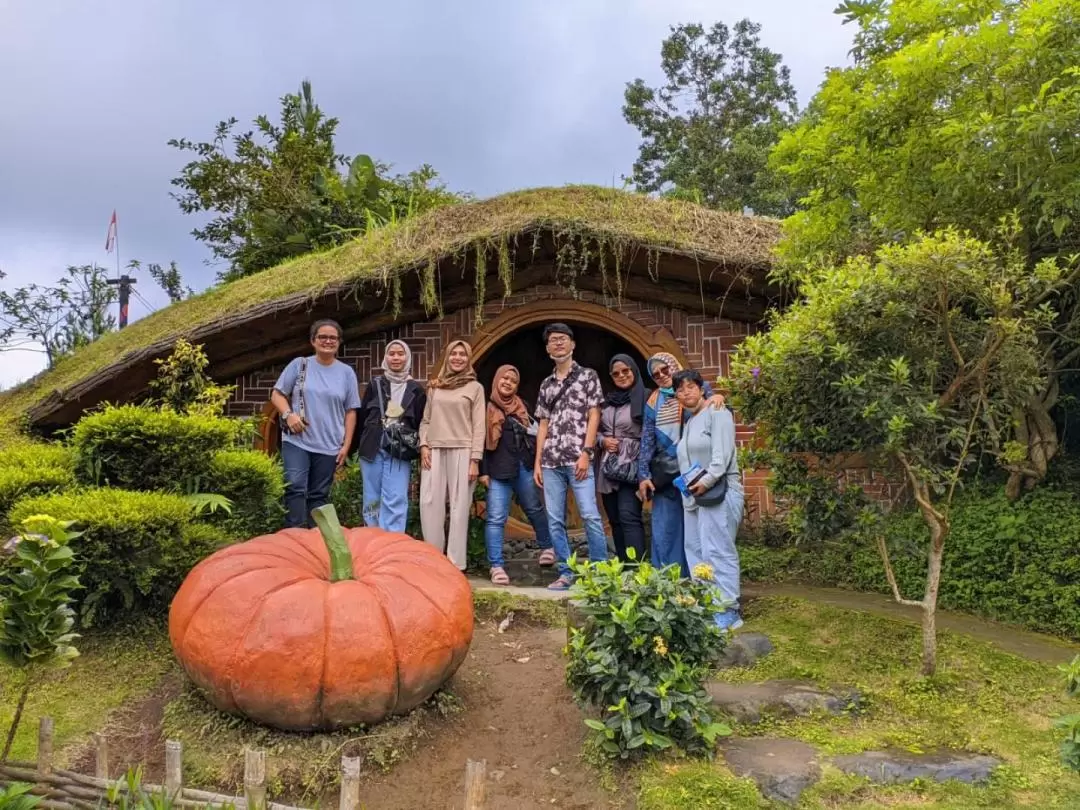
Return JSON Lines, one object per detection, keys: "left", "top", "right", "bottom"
{"left": 672, "top": 369, "right": 744, "bottom": 631}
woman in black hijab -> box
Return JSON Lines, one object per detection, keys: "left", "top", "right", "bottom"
{"left": 596, "top": 353, "right": 647, "bottom": 562}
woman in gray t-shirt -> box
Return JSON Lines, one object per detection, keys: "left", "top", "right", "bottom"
{"left": 271, "top": 319, "right": 362, "bottom": 529}
{"left": 673, "top": 369, "right": 744, "bottom": 632}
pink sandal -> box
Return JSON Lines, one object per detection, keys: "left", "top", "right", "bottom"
{"left": 538, "top": 548, "right": 556, "bottom": 567}
{"left": 490, "top": 567, "right": 510, "bottom": 586}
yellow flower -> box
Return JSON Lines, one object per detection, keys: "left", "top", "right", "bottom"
{"left": 19, "top": 514, "right": 62, "bottom": 541}
{"left": 652, "top": 635, "right": 669, "bottom": 657}
{"left": 674, "top": 594, "right": 697, "bottom": 608}
{"left": 692, "top": 563, "right": 715, "bottom": 581}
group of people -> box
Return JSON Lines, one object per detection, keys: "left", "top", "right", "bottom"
{"left": 271, "top": 319, "right": 744, "bottom": 630}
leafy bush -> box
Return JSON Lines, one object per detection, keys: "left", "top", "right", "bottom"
{"left": 0, "top": 515, "right": 81, "bottom": 760}
{"left": 1058, "top": 655, "right": 1080, "bottom": 772}
{"left": 8, "top": 489, "right": 194, "bottom": 626}
{"left": 148, "top": 338, "right": 234, "bottom": 416}
{"left": 741, "top": 483, "right": 1080, "bottom": 640}
{"left": 0, "top": 443, "right": 75, "bottom": 527}
{"left": 203, "top": 450, "right": 285, "bottom": 537}
{"left": 71, "top": 404, "right": 237, "bottom": 492}
{"left": 330, "top": 457, "right": 365, "bottom": 528}
{"left": 566, "top": 555, "right": 731, "bottom": 758}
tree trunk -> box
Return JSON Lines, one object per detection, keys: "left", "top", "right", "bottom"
{"left": 1, "top": 680, "right": 30, "bottom": 762}
{"left": 1006, "top": 385, "right": 1060, "bottom": 500}
{"left": 912, "top": 482, "right": 949, "bottom": 677}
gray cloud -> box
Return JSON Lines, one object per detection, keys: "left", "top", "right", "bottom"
{"left": 0, "top": 0, "right": 850, "bottom": 386}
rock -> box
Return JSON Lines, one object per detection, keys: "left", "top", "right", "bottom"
{"left": 566, "top": 599, "right": 593, "bottom": 643}
{"left": 707, "top": 680, "right": 862, "bottom": 724}
{"left": 718, "top": 632, "right": 774, "bottom": 669}
{"left": 832, "top": 749, "right": 1000, "bottom": 785}
{"left": 720, "top": 737, "right": 821, "bottom": 805}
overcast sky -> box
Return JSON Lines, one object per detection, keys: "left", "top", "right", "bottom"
{"left": 0, "top": 0, "right": 852, "bottom": 388}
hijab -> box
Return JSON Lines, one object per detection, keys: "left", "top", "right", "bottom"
{"left": 486, "top": 364, "right": 531, "bottom": 451}
{"left": 647, "top": 352, "right": 686, "bottom": 447}
{"left": 648, "top": 352, "right": 683, "bottom": 396}
{"left": 430, "top": 339, "right": 478, "bottom": 391}
{"left": 605, "top": 354, "right": 646, "bottom": 423}
{"left": 380, "top": 340, "right": 412, "bottom": 406}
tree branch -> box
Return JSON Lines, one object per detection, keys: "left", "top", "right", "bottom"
{"left": 876, "top": 534, "right": 922, "bottom": 607}
{"left": 895, "top": 451, "right": 945, "bottom": 523}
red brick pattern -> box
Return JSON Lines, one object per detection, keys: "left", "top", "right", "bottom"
{"left": 227, "top": 285, "right": 894, "bottom": 517}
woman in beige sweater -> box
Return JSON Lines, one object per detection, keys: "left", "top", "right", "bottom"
{"left": 419, "top": 339, "right": 486, "bottom": 570}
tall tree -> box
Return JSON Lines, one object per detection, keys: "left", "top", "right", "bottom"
{"left": 772, "top": 0, "right": 1080, "bottom": 496}
{"left": 0, "top": 265, "right": 117, "bottom": 369}
{"left": 623, "top": 20, "right": 798, "bottom": 216}
{"left": 169, "top": 80, "right": 464, "bottom": 282}
{"left": 732, "top": 230, "right": 1068, "bottom": 674}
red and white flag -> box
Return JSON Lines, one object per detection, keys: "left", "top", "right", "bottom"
{"left": 105, "top": 210, "right": 117, "bottom": 253}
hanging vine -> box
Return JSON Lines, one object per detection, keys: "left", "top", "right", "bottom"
{"left": 474, "top": 242, "right": 488, "bottom": 327}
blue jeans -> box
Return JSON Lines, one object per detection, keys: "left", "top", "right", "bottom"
{"left": 359, "top": 448, "right": 412, "bottom": 533}
{"left": 485, "top": 463, "right": 552, "bottom": 568}
{"left": 281, "top": 441, "right": 338, "bottom": 529}
{"left": 684, "top": 485, "right": 744, "bottom": 619}
{"left": 651, "top": 485, "right": 689, "bottom": 577}
{"left": 542, "top": 466, "right": 608, "bottom": 578}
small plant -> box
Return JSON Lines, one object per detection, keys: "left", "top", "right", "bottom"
{"left": 148, "top": 338, "right": 234, "bottom": 417}
{"left": 566, "top": 553, "right": 731, "bottom": 758}
{"left": 1056, "top": 655, "right": 1080, "bottom": 772}
{"left": 0, "top": 515, "right": 81, "bottom": 761}
{"left": 184, "top": 493, "right": 233, "bottom": 518}
{"left": 0, "top": 783, "right": 42, "bottom": 810}
{"left": 106, "top": 765, "right": 234, "bottom": 810}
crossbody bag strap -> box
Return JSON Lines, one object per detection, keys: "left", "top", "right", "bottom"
{"left": 544, "top": 366, "right": 580, "bottom": 414}
{"left": 295, "top": 358, "right": 309, "bottom": 423}
{"left": 375, "top": 376, "right": 386, "bottom": 421}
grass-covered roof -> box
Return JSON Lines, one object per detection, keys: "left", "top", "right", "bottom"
{"left": 0, "top": 185, "right": 781, "bottom": 428}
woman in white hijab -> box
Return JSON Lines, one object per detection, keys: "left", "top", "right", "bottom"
{"left": 355, "top": 340, "right": 427, "bottom": 532}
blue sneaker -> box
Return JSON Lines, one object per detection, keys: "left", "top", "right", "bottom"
{"left": 715, "top": 609, "right": 744, "bottom": 632}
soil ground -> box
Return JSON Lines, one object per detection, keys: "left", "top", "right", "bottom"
{"left": 66, "top": 617, "right": 624, "bottom": 810}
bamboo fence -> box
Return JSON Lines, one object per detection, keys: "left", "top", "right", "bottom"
{"left": 0, "top": 717, "right": 489, "bottom": 809}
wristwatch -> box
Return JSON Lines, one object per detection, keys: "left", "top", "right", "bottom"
{"left": 582, "top": 447, "right": 595, "bottom": 458}
{"left": 283, "top": 410, "right": 294, "bottom": 420}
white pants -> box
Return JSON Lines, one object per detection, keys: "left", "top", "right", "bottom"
{"left": 419, "top": 447, "right": 476, "bottom": 570}
{"left": 683, "top": 486, "right": 744, "bottom": 605}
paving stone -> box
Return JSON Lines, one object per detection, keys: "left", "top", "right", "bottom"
{"left": 720, "top": 737, "right": 821, "bottom": 805}
{"left": 832, "top": 749, "right": 1001, "bottom": 785}
{"left": 718, "top": 632, "right": 774, "bottom": 669}
{"left": 707, "top": 679, "right": 862, "bottom": 724}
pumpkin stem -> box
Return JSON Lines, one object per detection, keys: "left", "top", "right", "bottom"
{"left": 311, "top": 504, "right": 354, "bottom": 582}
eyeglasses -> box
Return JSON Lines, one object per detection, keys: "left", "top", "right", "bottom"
{"left": 315, "top": 335, "right": 340, "bottom": 343}
{"left": 547, "top": 336, "right": 570, "bottom": 345}
{"left": 611, "top": 368, "right": 634, "bottom": 379}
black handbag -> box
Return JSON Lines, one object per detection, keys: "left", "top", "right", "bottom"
{"left": 377, "top": 378, "right": 420, "bottom": 461}
{"left": 602, "top": 451, "right": 638, "bottom": 484}
{"left": 649, "top": 452, "right": 681, "bottom": 491}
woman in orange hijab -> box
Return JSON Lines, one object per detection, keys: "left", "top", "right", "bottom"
{"left": 478, "top": 365, "right": 553, "bottom": 585}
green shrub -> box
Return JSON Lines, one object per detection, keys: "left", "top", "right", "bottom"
{"left": 743, "top": 483, "right": 1080, "bottom": 640}
{"left": 0, "top": 443, "right": 75, "bottom": 526}
{"left": 1058, "top": 655, "right": 1080, "bottom": 772}
{"left": 203, "top": 450, "right": 285, "bottom": 537}
{"left": 330, "top": 458, "right": 365, "bottom": 528}
{"left": 566, "top": 555, "right": 731, "bottom": 759}
{"left": 71, "top": 405, "right": 236, "bottom": 493}
{"left": 8, "top": 488, "right": 194, "bottom": 626}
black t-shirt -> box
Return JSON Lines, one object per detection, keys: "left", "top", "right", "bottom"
{"left": 482, "top": 412, "right": 533, "bottom": 481}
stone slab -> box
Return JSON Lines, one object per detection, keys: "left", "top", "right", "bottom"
{"left": 720, "top": 737, "right": 821, "bottom": 805}
{"left": 707, "top": 679, "right": 862, "bottom": 724}
{"left": 832, "top": 749, "right": 1000, "bottom": 785}
{"left": 718, "top": 632, "right": 774, "bottom": 669}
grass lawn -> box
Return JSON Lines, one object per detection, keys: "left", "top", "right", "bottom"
{"left": 0, "top": 619, "right": 172, "bottom": 764}
{"left": 637, "top": 596, "right": 1080, "bottom": 809}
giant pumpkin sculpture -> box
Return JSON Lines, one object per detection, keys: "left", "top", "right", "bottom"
{"left": 169, "top": 505, "right": 474, "bottom": 731}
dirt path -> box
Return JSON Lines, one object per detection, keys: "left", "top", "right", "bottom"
{"left": 356, "top": 620, "right": 626, "bottom": 810}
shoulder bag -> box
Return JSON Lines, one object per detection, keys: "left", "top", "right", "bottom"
{"left": 377, "top": 377, "right": 420, "bottom": 461}
{"left": 600, "top": 404, "right": 639, "bottom": 483}
{"left": 280, "top": 358, "right": 309, "bottom": 436}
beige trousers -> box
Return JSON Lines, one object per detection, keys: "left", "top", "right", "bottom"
{"left": 419, "top": 447, "right": 476, "bottom": 570}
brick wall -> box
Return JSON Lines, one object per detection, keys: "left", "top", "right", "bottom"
{"left": 227, "top": 285, "right": 897, "bottom": 517}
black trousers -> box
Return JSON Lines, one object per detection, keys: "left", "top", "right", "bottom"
{"left": 601, "top": 483, "right": 646, "bottom": 564}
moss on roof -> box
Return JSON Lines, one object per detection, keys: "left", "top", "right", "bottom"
{"left": 0, "top": 185, "right": 779, "bottom": 425}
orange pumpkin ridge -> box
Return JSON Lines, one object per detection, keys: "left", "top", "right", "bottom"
{"left": 169, "top": 505, "right": 474, "bottom": 731}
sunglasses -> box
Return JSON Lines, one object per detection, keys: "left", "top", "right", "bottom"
{"left": 611, "top": 368, "right": 634, "bottom": 379}
{"left": 653, "top": 365, "right": 672, "bottom": 377}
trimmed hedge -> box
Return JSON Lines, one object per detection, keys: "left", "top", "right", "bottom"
{"left": 741, "top": 485, "right": 1080, "bottom": 640}
{"left": 8, "top": 488, "right": 197, "bottom": 626}
{"left": 203, "top": 449, "right": 285, "bottom": 537}
{"left": 0, "top": 442, "right": 75, "bottom": 527}
{"left": 71, "top": 405, "right": 236, "bottom": 492}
